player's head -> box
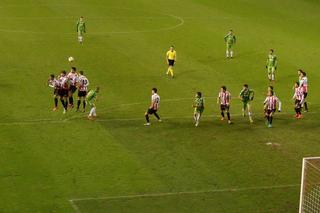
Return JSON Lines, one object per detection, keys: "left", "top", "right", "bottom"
{"left": 80, "top": 16, "right": 84, "bottom": 21}
{"left": 221, "top": 86, "right": 226, "bottom": 92}
{"left": 268, "top": 90, "right": 274, "bottom": 96}
{"left": 243, "top": 84, "right": 248, "bottom": 89}
{"left": 79, "top": 71, "right": 84, "bottom": 75}
{"left": 169, "top": 46, "right": 174, "bottom": 51}
{"left": 268, "top": 85, "right": 273, "bottom": 92}
{"left": 299, "top": 69, "right": 306, "bottom": 76}
{"left": 229, "top": 29, "right": 233, "bottom": 34}
{"left": 95, "top": 86, "right": 100, "bottom": 93}
{"left": 152, "top": 88, "right": 157, "bottom": 94}
{"left": 50, "top": 74, "right": 55, "bottom": 79}
{"left": 269, "top": 49, "right": 274, "bottom": 54}
{"left": 196, "top": 92, "right": 202, "bottom": 98}
{"left": 61, "top": 70, "right": 66, "bottom": 76}
{"left": 71, "top": 67, "right": 77, "bottom": 72}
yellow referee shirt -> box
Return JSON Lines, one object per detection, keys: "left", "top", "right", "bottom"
{"left": 166, "top": 50, "right": 176, "bottom": 60}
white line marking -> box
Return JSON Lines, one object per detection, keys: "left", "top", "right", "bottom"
{"left": 69, "top": 200, "right": 82, "bottom": 213}
{"left": 69, "top": 184, "right": 299, "bottom": 207}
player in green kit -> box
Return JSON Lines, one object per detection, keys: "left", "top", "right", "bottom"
{"left": 224, "top": 29, "right": 236, "bottom": 58}
{"left": 192, "top": 92, "right": 204, "bottom": 127}
{"left": 239, "top": 84, "right": 255, "bottom": 123}
{"left": 76, "top": 16, "right": 86, "bottom": 44}
{"left": 266, "top": 49, "right": 277, "bottom": 82}
{"left": 86, "top": 87, "right": 99, "bottom": 120}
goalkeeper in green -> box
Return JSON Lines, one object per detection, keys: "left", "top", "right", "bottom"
{"left": 224, "top": 29, "right": 236, "bottom": 58}
{"left": 266, "top": 49, "right": 277, "bottom": 82}
{"left": 239, "top": 84, "right": 254, "bottom": 123}
{"left": 193, "top": 92, "right": 204, "bottom": 127}
{"left": 77, "top": 16, "right": 86, "bottom": 43}
{"left": 86, "top": 87, "right": 99, "bottom": 120}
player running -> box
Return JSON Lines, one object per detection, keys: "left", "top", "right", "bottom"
{"left": 239, "top": 84, "right": 254, "bottom": 123}
{"left": 263, "top": 90, "right": 280, "bottom": 128}
{"left": 47, "top": 74, "right": 60, "bottom": 111}
{"left": 77, "top": 71, "right": 89, "bottom": 112}
{"left": 224, "top": 30, "right": 236, "bottom": 58}
{"left": 166, "top": 46, "right": 176, "bottom": 78}
{"left": 144, "top": 88, "right": 161, "bottom": 126}
{"left": 293, "top": 82, "right": 304, "bottom": 119}
{"left": 58, "top": 70, "right": 69, "bottom": 114}
{"left": 193, "top": 92, "right": 204, "bottom": 127}
{"left": 266, "top": 49, "right": 277, "bottom": 82}
{"left": 76, "top": 16, "right": 86, "bottom": 43}
{"left": 86, "top": 87, "right": 99, "bottom": 120}
{"left": 217, "top": 86, "right": 232, "bottom": 124}
{"left": 67, "top": 67, "right": 78, "bottom": 108}
{"left": 298, "top": 69, "right": 308, "bottom": 112}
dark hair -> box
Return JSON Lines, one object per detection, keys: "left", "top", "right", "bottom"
{"left": 197, "top": 92, "right": 202, "bottom": 97}
{"left": 50, "top": 74, "right": 54, "bottom": 78}
{"left": 270, "top": 90, "right": 274, "bottom": 95}
{"left": 79, "top": 71, "right": 84, "bottom": 75}
{"left": 221, "top": 86, "right": 226, "bottom": 91}
{"left": 268, "top": 85, "right": 274, "bottom": 90}
{"left": 152, "top": 88, "right": 157, "bottom": 93}
{"left": 270, "top": 49, "right": 274, "bottom": 52}
{"left": 61, "top": 70, "right": 66, "bottom": 74}
{"left": 299, "top": 69, "right": 306, "bottom": 76}
{"left": 71, "top": 67, "right": 77, "bottom": 71}
{"left": 244, "top": 84, "right": 248, "bottom": 88}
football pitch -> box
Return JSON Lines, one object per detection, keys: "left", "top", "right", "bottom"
{"left": 1, "top": 0, "right": 320, "bottom": 212}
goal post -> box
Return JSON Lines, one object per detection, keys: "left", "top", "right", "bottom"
{"left": 299, "top": 157, "right": 320, "bottom": 213}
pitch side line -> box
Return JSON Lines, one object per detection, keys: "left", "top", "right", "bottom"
{"left": 69, "top": 184, "right": 299, "bottom": 212}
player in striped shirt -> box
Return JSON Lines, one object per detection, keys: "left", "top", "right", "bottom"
{"left": 293, "top": 82, "right": 304, "bottom": 119}
{"left": 47, "top": 74, "right": 60, "bottom": 111}
{"left": 77, "top": 71, "right": 89, "bottom": 112}
{"left": 193, "top": 92, "right": 204, "bottom": 127}
{"left": 67, "top": 67, "right": 78, "bottom": 108}
{"left": 217, "top": 86, "right": 232, "bottom": 124}
{"left": 268, "top": 86, "right": 282, "bottom": 112}
{"left": 263, "top": 90, "right": 280, "bottom": 128}
{"left": 58, "top": 70, "right": 69, "bottom": 114}
{"left": 144, "top": 88, "right": 161, "bottom": 126}
{"left": 298, "top": 69, "right": 308, "bottom": 112}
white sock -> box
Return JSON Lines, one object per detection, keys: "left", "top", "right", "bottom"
{"left": 196, "top": 114, "right": 201, "bottom": 122}
{"left": 226, "top": 50, "right": 229, "bottom": 58}
{"left": 271, "top": 74, "right": 275, "bottom": 81}
{"left": 89, "top": 107, "right": 94, "bottom": 116}
{"left": 92, "top": 108, "right": 96, "bottom": 116}
{"left": 78, "top": 36, "right": 83, "bottom": 43}
{"left": 230, "top": 51, "right": 233, "bottom": 57}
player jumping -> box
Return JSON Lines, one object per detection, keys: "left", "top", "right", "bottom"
{"left": 264, "top": 90, "right": 280, "bottom": 128}
{"left": 86, "top": 87, "right": 99, "bottom": 120}
{"left": 144, "top": 88, "right": 161, "bottom": 126}
{"left": 239, "top": 84, "right": 254, "bottom": 123}
{"left": 47, "top": 74, "right": 60, "bottom": 111}
{"left": 293, "top": 82, "right": 304, "bottom": 119}
{"left": 217, "top": 86, "right": 232, "bottom": 124}
{"left": 77, "top": 71, "right": 89, "bottom": 112}
{"left": 67, "top": 67, "right": 78, "bottom": 108}
{"left": 77, "top": 16, "right": 86, "bottom": 44}
{"left": 266, "top": 49, "right": 277, "bottom": 82}
{"left": 166, "top": 46, "right": 176, "bottom": 78}
{"left": 224, "top": 30, "right": 236, "bottom": 58}
{"left": 193, "top": 92, "right": 204, "bottom": 127}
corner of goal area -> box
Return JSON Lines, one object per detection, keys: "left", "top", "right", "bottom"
{"left": 69, "top": 184, "right": 300, "bottom": 213}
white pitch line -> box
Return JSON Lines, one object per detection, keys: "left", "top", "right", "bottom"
{"left": 69, "top": 183, "right": 299, "bottom": 204}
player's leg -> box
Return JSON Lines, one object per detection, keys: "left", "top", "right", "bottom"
{"left": 77, "top": 94, "right": 81, "bottom": 111}
{"left": 242, "top": 102, "right": 247, "bottom": 117}
{"left": 271, "top": 67, "right": 275, "bottom": 81}
{"left": 226, "top": 105, "right": 231, "bottom": 124}
{"left": 303, "top": 93, "right": 308, "bottom": 112}
{"left": 267, "top": 67, "right": 272, "bottom": 81}
{"left": 153, "top": 111, "right": 161, "bottom": 122}
{"left": 230, "top": 46, "right": 234, "bottom": 58}
{"left": 144, "top": 109, "right": 152, "bottom": 125}
{"left": 220, "top": 105, "right": 225, "bottom": 120}
{"left": 78, "top": 31, "right": 83, "bottom": 43}
{"left": 226, "top": 44, "right": 230, "bottom": 58}
{"left": 88, "top": 102, "right": 96, "bottom": 119}
{"left": 247, "top": 103, "right": 253, "bottom": 123}
{"left": 68, "top": 90, "right": 74, "bottom": 108}
{"left": 53, "top": 95, "right": 58, "bottom": 111}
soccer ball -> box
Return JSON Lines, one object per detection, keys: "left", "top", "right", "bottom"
{"left": 68, "top": 56, "right": 74, "bottom": 62}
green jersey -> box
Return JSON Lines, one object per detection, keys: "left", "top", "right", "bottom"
{"left": 224, "top": 34, "right": 236, "bottom": 45}
{"left": 77, "top": 20, "right": 86, "bottom": 33}
{"left": 194, "top": 97, "right": 204, "bottom": 112}
{"left": 240, "top": 88, "right": 254, "bottom": 102}
{"left": 266, "top": 54, "right": 277, "bottom": 67}
{"left": 86, "top": 90, "right": 97, "bottom": 102}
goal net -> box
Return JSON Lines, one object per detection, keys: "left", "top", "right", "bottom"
{"left": 299, "top": 157, "right": 320, "bottom": 213}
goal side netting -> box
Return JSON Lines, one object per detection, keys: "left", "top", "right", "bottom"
{"left": 299, "top": 157, "right": 320, "bottom": 213}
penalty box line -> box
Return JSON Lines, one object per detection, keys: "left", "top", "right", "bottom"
{"left": 69, "top": 184, "right": 300, "bottom": 212}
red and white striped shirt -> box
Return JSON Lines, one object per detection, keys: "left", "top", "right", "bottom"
{"left": 59, "top": 75, "right": 69, "bottom": 90}
{"left": 218, "top": 91, "right": 231, "bottom": 105}
{"left": 299, "top": 76, "right": 308, "bottom": 93}
{"left": 264, "top": 96, "right": 279, "bottom": 110}
{"left": 48, "top": 78, "right": 60, "bottom": 89}
{"left": 151, "top": 93, "right": 160, "bottom": 110}
{"left": 293, "top": 87, "right": 304, "bottom": 102}
{"left": 78, "top": 75, "right": 89, "bottom": 92}
{"left": 67, "top": 72, "right": 78, "bottom": 86}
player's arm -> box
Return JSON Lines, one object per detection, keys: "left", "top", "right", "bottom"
{"left": 251, "top": 90, "right": 255, "bottom": 101}
{"left": 274, "top": 57, "right": 277, "bottom": 69}
{"left": 224, "top": 35, "right": 228, "bottom": 42}
{"left": 174, "top": 52, "right": 177, "bottom": 62}
{"left": 277, "top": 98, "right": 282, "bottom": 112}
{"left": 233, "top": 36, "right": 236, "bottom": 44}
{"left": 83, "top": 23, "right": 86, "bottom": 33}
{"left": 165, "top": 52, "right": 169, "bottom": 64}
{"left": 76, "top": 21, "right": 79, "bottom": 32}
{"left": 217, "top": 96, "right": 220, "bottom": 104}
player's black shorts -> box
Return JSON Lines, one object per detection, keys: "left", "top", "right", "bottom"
{"left": 295, "top": 100, "right": 303, "bottom": 109}
{"left": 168, "top": 59, "right": 175, "bottom": 66}
{"left": 147, "top": 108, "right": 157, "bottom": 115}
{"left": 69, "top": 85, "right": 77, "bottom": 93}
{"left": 304, "top": 92, "right": 308, "bottom": 98}
{"left": 266, "top": 109, "right": 276, "bottom": 115}
{"left": 58, "top": 89, "right": 68, "bottom": 97}
{"left": 220, "top": 104, "right": 230, "bottom": 111}
{"left": 53, "top": 89, "right": 59, "bottom": 96}
{"left": 78, "top": 91, "right": 87, "bottom": 97}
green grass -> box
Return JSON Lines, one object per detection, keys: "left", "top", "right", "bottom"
{"left": 0, "top": 0, "right": 320, "bottom": 212}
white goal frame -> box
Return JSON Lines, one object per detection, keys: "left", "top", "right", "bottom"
{"left": 299, "top": 157, "right": 320, "bottom": 213}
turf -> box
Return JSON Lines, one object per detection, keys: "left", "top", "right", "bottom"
{"left": 0, "top": 0, "right": 320, "bottom": 212}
